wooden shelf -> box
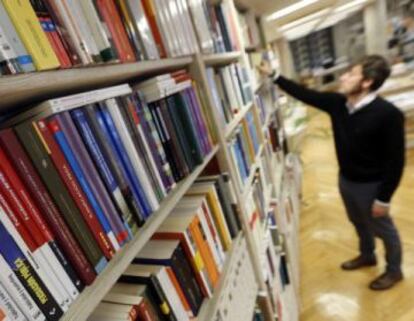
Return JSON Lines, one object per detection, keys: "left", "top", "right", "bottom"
{"left": 225, "top": 102, "right": 254, "bottom": 138}
{"left": 0, "top": 57, "right": 193, "bottom": 114}
{"left": 60, "top": 146, "right": 219, "bottom": 321}
{"left": 203, "top": 52, "right": 241, "bottom": 66}
{"left": 196, "top": 233, "right": 244, "bottom": 321}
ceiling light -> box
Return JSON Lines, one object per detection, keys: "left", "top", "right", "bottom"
{"left": 334, "top": 0, "right": 368, "bottom": 13}
{"left": 266, "top": 0, "right": 321, "bottom": 21}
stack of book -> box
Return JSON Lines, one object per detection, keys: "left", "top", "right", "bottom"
{"left": 88, "top": 174, "right": 241, "bottom": 321}
{"left": 227, "top": 110, "right": 261, "bottom": 191}
{"left": 0, "top": 72, "right": 213, "bottom": 320}
{"left": 206, "top": 62, "right": 253, "bottom": 129}
{"left": 0, "top": 0, "right": 241, "bottom": 76}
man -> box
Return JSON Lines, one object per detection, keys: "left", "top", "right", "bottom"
{"left": 259, "top": 55, "right": 405, "bottom": 290}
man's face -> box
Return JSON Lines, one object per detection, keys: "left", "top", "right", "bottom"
{"left": 339, "top": 65, "right": 371, "bottom": 95}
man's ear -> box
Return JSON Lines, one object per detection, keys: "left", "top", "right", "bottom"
{"left": 362, "top": 79, "right": 373, "bottom": 91}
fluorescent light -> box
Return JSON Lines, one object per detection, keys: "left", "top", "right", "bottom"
{"left": 266, "top": 0, "right": 321, "bottom": 21}
{"left": 334, "top": 0, "right": 368, "bottom": 13}
{"left": 279, "top": 8, "right": 330, "bottom": 31}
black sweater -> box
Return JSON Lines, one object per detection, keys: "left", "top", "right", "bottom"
{"left": 275, "top": 76, "right": 405, "bottom": 203}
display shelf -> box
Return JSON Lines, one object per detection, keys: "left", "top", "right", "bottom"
{"left": 196, "top": 232, "right": 244, "bottom": 321}
{"left": 225, "top": 102, "right": 254, "bottom": 138}
{"left": 0, "top": 57, "right": 193, "bottom": 114}
{"left": 60, "top": 146, "right": 219, "bottom": 321}
{"left": 203, "top": 52, "right": 242, "bottom": 66}
{"left": 242, "top": 144, "right": 264, "bottom": 199}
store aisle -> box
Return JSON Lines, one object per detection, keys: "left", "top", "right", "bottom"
{"left": 299, "top": 110, "right": 414, "bottom": 321}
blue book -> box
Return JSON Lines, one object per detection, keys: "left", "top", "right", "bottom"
{"left": 231, "top": 142, "right": 247, "bottom": 183}
{"left": 0, "top": 220, "right": 63, "bottom": 321}
{"left": 71, "top": 108, "right": 136, "bottom": 237}
{"left": 48, "top": 117, "right": 121, "bottom": 249}
{"left": 235, "top": 132, "right": 250, "bottom": 176}
{"left": 98, "top": 105, "right": 152, "bottom": 218}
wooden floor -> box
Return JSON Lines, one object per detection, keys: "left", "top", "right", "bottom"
{"left": 298, "top": 110, "right": 414, "bottom": 321}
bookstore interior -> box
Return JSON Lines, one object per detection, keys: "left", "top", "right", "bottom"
{"left": 0, "top": 0, "right": 413, "bottom": 320}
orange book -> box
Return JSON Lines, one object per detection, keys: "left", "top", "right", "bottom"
{"left": 188, "top": 214, "right": 220, "bottom": 287}
{"left": 95, "top": 0, "right": 136, "bottom": 62}
{"left": 140, "top": 0, "right": 167, "bottom": 58}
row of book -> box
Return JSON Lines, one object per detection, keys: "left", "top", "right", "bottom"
{"left": 87, "top": 175, "right": 242, "bottom": 321}
{"left": 0, "top": 72, "right": 214, "bottom": 320}
{"left": 206, "top": 62, "right": 253, "bottom": 129}
{"left": 0, "top": 0, "right": 241, "bottom": 75}
{"left": 228, "top": 110, "right": 261, "bottom": 191}
{"left": 238, "top": 10, "right": 261, "bottom": 50}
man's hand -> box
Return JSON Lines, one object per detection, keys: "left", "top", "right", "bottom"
{"left": 372, "top": 202, "right": 389, "bottom": 218}
{"left": 256, "top": 60, "right": 274, "bottom": 78}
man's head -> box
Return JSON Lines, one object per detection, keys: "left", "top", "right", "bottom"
{"left": 338, "top": 55, "right": 391, "bottom": 96}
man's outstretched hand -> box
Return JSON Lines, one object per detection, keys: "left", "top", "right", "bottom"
{"left": 256, "top": 60, "right": 275, "bottom": 78}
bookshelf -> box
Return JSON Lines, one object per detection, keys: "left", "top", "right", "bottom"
{"left": 0, "top": 1, "right": 303, "bottom": 321}
{"left": 60, "top": 146, "right": 218, "bottom": 321}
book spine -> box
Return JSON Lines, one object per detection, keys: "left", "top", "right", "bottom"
{"left": 94, "top": 0, "right": 136, "bottom": 62}
{"left": 0, "top": 174, "right": 71, "bottom": 312}
{"left": 217, "top": 176, "right": 240, "bottom": 238}
{"left": 71, "top": 109, "right": 138, "bottom": 235}
{"left": 0, "top": 281, "right": 26, "bottom": 321}
{"left": 13, "top": 122, "right": 106, "bottom": 275}
{"left": 98, "top": 106, "right": 152, "bottom": 218}
{"left": 2, "top": 0, "right": 60, "bottom": 71}
{"left": 0, "top": 24, "right": 22, "bottom": 75}
{"left": 165, "top": 267, "right": 192, "bottom": 318}
{"left": 0, "top": 2, "right": 34, "bottom": 73}
{"left": 0, "top": 146, "right": 81, "bottom": 301}
{"left": 134, "top": 94, "right": 176, "bottom": 191}
{"left": 0, "top": 254, "right": 46, "bottom": 321}
{"left": 49, "top": 115, "right": 125, "bottom": 248}
{"left": 140, "top": 0, "right": 167, "bottom": 58}
{"left": 87, "top": 106, "right": 145, "bottom": 226}
{"left": 106, "top": 98, "right": 159, "bottom": 212}
{"left": 0, "top": 214, "right": 63, "bottom": 321}
{"left": 37, "top": 118, "right": 117, "bottom": 258}
{"left": 0, "top": 129, "right": 94, "bottom": 287}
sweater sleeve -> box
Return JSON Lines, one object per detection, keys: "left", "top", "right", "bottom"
{"left": 376, "top": 110, "right": 406, "bottom": 203}
{"left": 275, "top": 76, "right": 345, "bottom": 113}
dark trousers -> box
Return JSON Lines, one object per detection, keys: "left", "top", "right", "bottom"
{"left": 339, "top": 175, "right": 402, "bottom": 274}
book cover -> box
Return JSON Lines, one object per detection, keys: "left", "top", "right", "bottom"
{"left": 71, "top": 108, "right": 138, "bottom": 235}
{"left": 50, "top": 114, "right": 128, "bottom": 246}
{"left": 2, "top": 0, "right": 60, "bottom": 70}
{"left": 0, "top": 129, "right": 93, "bottom": 287}
{"left": 0, "top": 145, "right": 81, "bottom": 299}
{"left": 98, "top": 106, "right": 152, "bottom": 219}
{"left": 14, "top": 122, "right": 107, "bottom": 274}
{"left": 0, "top": 216, "right": 63, "bottom": 321}
{"left": 87, "top": 106, "right": 146, "bottom": 226}
{"left": 0, "top": 2, "right": 35, "bottom": 72}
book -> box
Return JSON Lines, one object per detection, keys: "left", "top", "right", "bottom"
{"left": 0, "top": 281, "right": 26, "bottom": 321}
{"left": 2, "top": 0, "right": 60, "bottom": 70}
{"left": 14, "top": 121, "right": 107, "bottom": 275}
{"left": 0, "top": 146, "right": 81, "bottom": 301}
{"left": 134, "top": 240, "right": 204, "bottom": 315}
{"left": 71, "top": 108, "right": 138, "bottom": 235}
{"left": 0, "top": 2, "right": 35, "bottom": 72}
{"left": 103, "top": 292, "right": 157, "bottom": 321}
{"left": 50, "top": 114, "right": 128, "bottom": 247}
{"left": 0, "top": 218, "right": 63, "bottom": 321}
{"left": 140, "top": 0, "right": 167, "bottom": 58}
{"left": 0, "top": 254, "right": 46, "bottom": 321}
{"left": 0, "top": 22, "right": 23, "bottom": 75}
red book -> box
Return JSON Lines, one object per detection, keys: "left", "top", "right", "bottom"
{"left": 140, "top": 0, "right": 167, "bottom": 58}
{"left": 0, "top": 129, "right": 96, "bottom": 285}
{"left": 94, "top": 0, "right": 136, "bottom": 63}
{"left": 36, "top": 119, "right": 115, "bottom": 260}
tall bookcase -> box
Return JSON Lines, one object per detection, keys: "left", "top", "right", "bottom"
{"left": 0, "top": 1, "right": 302, "bottom": 320}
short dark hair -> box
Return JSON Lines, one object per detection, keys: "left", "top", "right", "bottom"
{"left": 356, "top": 55, "right": 391, "bottom": 91}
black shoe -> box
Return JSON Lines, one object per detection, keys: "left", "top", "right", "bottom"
{"left": 369, "top": 271, "right": 403, "bottom": 291}
{"left": 340, "top": 255, "right": 377, "bottom": 270}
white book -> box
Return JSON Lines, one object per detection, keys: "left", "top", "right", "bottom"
{"left": 187, "top": 0, "right": 214, "bottom": 54}
{"left": 0, "top": 281, "right": 26, "bottom": 321}
{"left": 77, "top": 0, "right": 113, "bottom": 56}
{"left": 176, "top": 0, "right": 199, "bottom": 54}
{"left": 160, "top": 0, "right": 184, "bottom": 56}
{"left": 126, "top": 0, "right": 160, "bottom": 60}
{"left": 168, "top": 0, "right": 191, "bottom": 55}
{"left": 0, "top": 203, "right": 70, "bottom": 312}
{"left": 0, "top": 255, "right": 45, "bottom": 321}
{"left": 48, "top": 0, "right": 93, "bottom": 64}
{"left": 105, "top": 98, "right": 159, "bottom": 211}
{"left": 229, "top": 64, "right": 245, "bottom": 108}
{"left": 152, "top": 0, "right": 176, "bottom": 57}
{"left": 137, "top": 80, "right": 192, "bottom": 103}
{"left": 0, "top": 24, "right": 19, "bottom": 63}
{"left": 220, "top": 68, "right": 240, "bottom": 113}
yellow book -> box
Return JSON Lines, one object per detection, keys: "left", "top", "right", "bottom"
{"left": 187, "top": 183, "right": 232, "bottom": 251}
{"left": 241, "top": 119, "right": 256, "bottom": 163}
{"left": 2, "top": 0, "right": 60, "bottom": 70}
